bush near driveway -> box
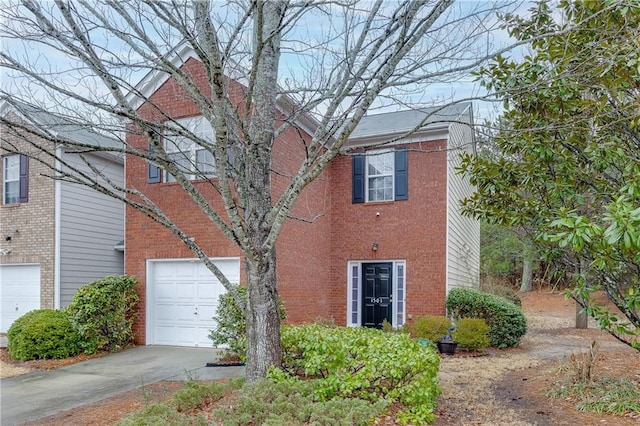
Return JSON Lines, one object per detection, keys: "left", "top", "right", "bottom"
{"left": 272, "top": 324, "right": 442, "bottom": 425}
{"left": 208, "top": 284, "right": 286, "bottom": 362}
{"left": 7, "top": 309, "right": 80, "bottom": 361}
{"left": 446, "top": 287, "right": 527, "bottom": 348}
{"left": 66, "top": 275, "right": 139, "bottom": 354}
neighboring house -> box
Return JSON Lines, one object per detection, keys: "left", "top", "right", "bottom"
{"left": 125, "top": 47, "right": 480, "bottom": 347}
{"left": 0, "top": 103, "right": 125, "bottom": 333}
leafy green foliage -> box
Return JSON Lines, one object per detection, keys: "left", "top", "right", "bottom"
{"left": 7, "top": 309, "right": 80, "bottom": 361}
{"left": 446, "top": 288, "right": 527, "bottom": 348}
{"left": 272, "top": 324, "right": 441, "bottom": 425}
{"left": 480, "top": 221, "right": 537, "bottom": 281}
{"left": 460, "top": 0, "right": 640, "bottom": 349}
{"left": 208, "top": 285, "right": 286, "bottom": 362}
{"left": 117, "top": 403, "right": 190, "bottom": 426}
{"left": 453, "top": 318, "right": 491, "bottom": 352}
{"left": 411, "top": 315, "right": 451, "bottom": 342}
{"left": 215, "top": 379, "right": 387, "bottom": 426}
{"left": 66, "top": 275, "right": 139, "bottom": 354}
{"left": 119, "top": 378, "right": 384, "bottom": 426}
{"left": 171, "top": 381, "right": 226, "bottom": 413}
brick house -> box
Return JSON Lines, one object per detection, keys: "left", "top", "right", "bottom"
{"left": 125, "top": 47, "right": 479, "bottom": 347}
{"left": 0, "top": 103, "right": 125, "bottom": 333}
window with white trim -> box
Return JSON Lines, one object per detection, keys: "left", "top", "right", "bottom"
{"left": 164, "top": 116, "right": 215, "bottom": 182}
{"left": 3, "top": 154, "right": 28, "bottom": 204}
{"left": 366, "top": 150, "right": 394, "bottom": 201}
{"left": 352, "top": 148, "right": 408, "bottom": 203}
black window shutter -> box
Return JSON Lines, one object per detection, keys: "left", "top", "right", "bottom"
{"left": 19, "top": 154, "right": 28, "bottom": 203}
{"left": 352, "top": 155, "right": 365, "bottom": 203}
{"left": 394, "top": 148, "right": 408, "bottom": 200}
{"left": 147, "top": 141, "right": 161, "bottom": 183}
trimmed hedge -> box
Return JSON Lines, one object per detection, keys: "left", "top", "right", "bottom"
{"left": 66, "top": 275, "right": 139, "bottom": 354}
{"left": 446, "top": 287, "right": 527, "bottom": 348}
{"left": 7, "top": 309, "right": 80, "bottom": 361}
{"left": 411, "top": 315, "right": 451, "bottom": 342}
{"left": 273, "top": 324, "right": 441, "bottom": 425}
{"left": 453, "top": 317, "right": 491, "bottom": 352}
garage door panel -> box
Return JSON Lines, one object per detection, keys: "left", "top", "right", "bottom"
{"left": 154, "top": 304, "right": 176, "bottom": 321}
{"left": 196, "top": 283, "right": 222, "bottom": 302}
{"left": 149, "top": 258, "right": 239, "bottom": 347}
{"left": 197, "top": 304, "right": 216, "bottom": 320}
{"left": 155, "top": 282, "right": 176, "bottom": 299}
{"left": 176, "top": 283, "right": 197, "bottom": 299}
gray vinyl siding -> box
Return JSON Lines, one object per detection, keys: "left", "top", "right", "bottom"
{"left": 58, "top": 152, "right": 124, "bottom": 306}
{"left": 446, "top": 120, "right": 480, "bottom": 292}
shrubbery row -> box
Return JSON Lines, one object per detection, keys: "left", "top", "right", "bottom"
{"left": 7, "top": 275, "right": 138, "bottom": 361}
{"left": 272, "top": 324, "right": 442, "bottom": 425}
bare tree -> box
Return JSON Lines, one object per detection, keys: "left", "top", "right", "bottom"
{"left": 1, "top": 0, "right": 525, "bottom": 380}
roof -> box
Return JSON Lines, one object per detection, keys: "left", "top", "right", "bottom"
{"left": 0, "top": 100, "right": 122, "bottom": 151}
{"left": 350, "top": 102, "right": 472, "bottom": 139}
{"left": 126, "top": 44, "right": 474, "bottom": 145}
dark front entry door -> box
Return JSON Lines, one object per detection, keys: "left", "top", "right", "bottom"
{"left": 362, "top": 263, "right": 393, "bottom": 328}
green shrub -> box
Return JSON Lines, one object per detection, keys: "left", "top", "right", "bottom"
{"left": 171, "top": 381, "right": 226, "bottom": 412}
{"left": 117, "top": 403, "right": 189, "bottom": 426}
{"left": 272, "top": 324, "right": 441, "bottom": 425}
{"left": 215, "top": 379, "right": 387, "bottom": 426}
{"left": 446, "top": 287, "right": 527, "bottom": 348}
{"left": 7, "top": 309, "right": 80, "bottom": 361}
{"left": 66, "top": 275, "right": 139, "bottom": 354}
{"left": 453, "top": 318, "right": 491, "bottom": 352}
{"left": 411, "top": 315, "right": 451, "bottom": 342}
{"left": 208, "top": 284, "right": 286, "bottom": 362}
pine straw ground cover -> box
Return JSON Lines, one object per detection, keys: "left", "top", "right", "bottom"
{"left": 4, "top": 291, "right": 640, "bottom": 425}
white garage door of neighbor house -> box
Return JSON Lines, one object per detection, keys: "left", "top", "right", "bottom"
{"left": 0, "top": 264, "right": 41, "bottom": 333}
{"left": 148, "top": 258, "right": 240, "bottom": 347}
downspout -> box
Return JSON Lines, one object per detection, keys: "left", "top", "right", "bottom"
{"left": 54, "top": 145, "right": 62, "bottom": 309}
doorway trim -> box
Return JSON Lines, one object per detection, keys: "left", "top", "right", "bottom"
{"left": 346, "top": 260, "right": 406, "bottom": 328}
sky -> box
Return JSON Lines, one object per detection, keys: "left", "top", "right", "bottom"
{"left": 0, "top": 0, "right": 533, "bottom": 123}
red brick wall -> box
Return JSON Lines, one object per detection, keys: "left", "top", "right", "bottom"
{"left": 126, "top": 58, "right": 331, "bottom": 343}
{"left": 328, "top": 143, "right": 449, "bottom": 327}
{"left": 273, "top": 131, "right": 332, "bottom": 324}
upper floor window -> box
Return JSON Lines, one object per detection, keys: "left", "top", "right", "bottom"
{"left": 352, "top": 148, "right": 407, "bottom": 203}
{"left": 164, "top": 116, "right": 215, "bottom": 183}
{"left": 3, "top": 154, "right": 28, "bottom": 204}
{"left": 367, "top": 150, "right": 394, "bottom": 201}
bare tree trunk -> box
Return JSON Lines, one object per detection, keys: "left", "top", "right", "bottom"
{"left": 520, "top": 256, "right": 533, "bottom": 292}
{"left": 245, "top": 252, "right": 282, "bottom": 381}
{"left": 576, "top": 260, "right": 588, "bottom": 329}
{"left": 575, "top": 295, "right": 588, "bottom": 329}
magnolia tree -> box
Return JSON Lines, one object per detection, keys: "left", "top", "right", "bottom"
{"left": 460, "top": 1, "right": 640, "bottom": 349}
{"left": 2, "top": 0, "right": 536, "bottom": 380}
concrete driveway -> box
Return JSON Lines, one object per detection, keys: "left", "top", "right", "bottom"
{"left": 0, "top": 346, "right": 244, "bottom": 426}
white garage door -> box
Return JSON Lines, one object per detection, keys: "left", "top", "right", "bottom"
{"left": 0, "top": 264, "right": 41, "bottom": 333}
{"left": 147, "top": 258, "right": 240, "bottom": 347}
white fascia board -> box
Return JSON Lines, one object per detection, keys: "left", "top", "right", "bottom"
{"left": 343, "top": 125, "right": 450, "bottom": 151}
{"left": 125, "top": 44, "right": 200, "bottom": 110}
